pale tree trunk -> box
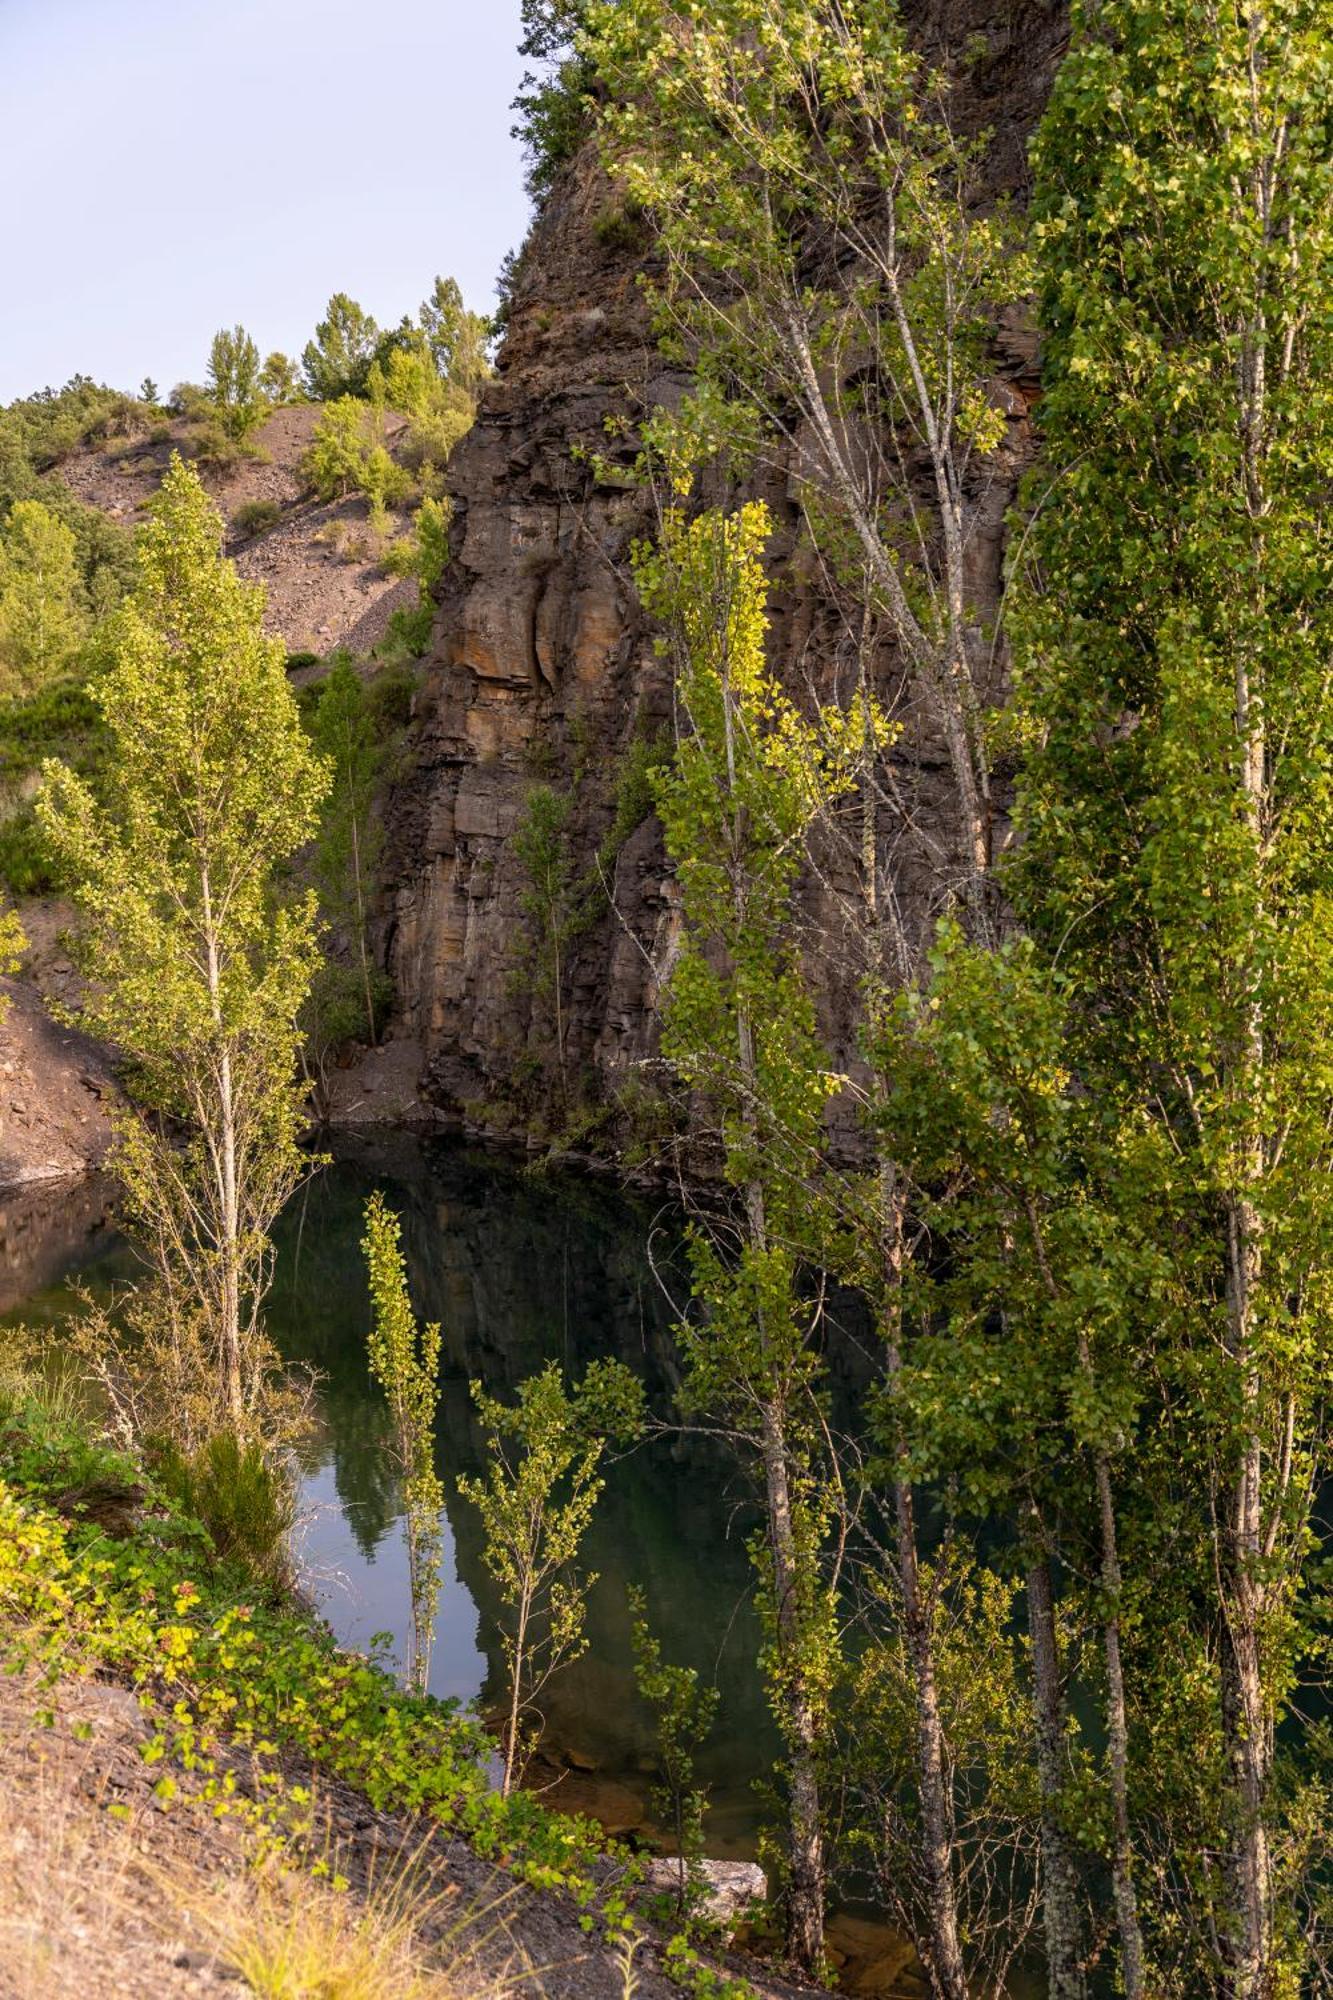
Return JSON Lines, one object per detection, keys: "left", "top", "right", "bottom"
{"left": 1219, "top": 1195, "right": 1272, "bottom": 2000}
{"left": 502, "top": 1580, "right": 533, "bottom": 1798}
{"left": 201, "top": 866, "right": 244, "bottom": 1430}
{"left": 1025, "top": 1199, "right": 1144, "bottom": 1995}
{"left": 760, "top": 1390, "right": 827, "bottom": 1974}
{"left": 720, "top": 635, "right": 826, "bottom": 1973}
{"left": 1025, "top": 1537, "right": 1086, "bottom": 2000}
{"left": 217, "top": 1042, "right": 244, "bottom": 1429}
{"left": 879, "top": 1166, "right": 968, "bottom": 2000}
{"left": 1091, "top": 1445, "right": 1144, "bottom": 2000}
{"left": 1214, "top": 48, "right": 1278, "bottom": 1983}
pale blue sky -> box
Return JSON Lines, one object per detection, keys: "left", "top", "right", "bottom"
{"left": 0, "top": 0, "right": 532, "bottom": 402}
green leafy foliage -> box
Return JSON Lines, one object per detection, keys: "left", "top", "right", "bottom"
{"left": 259, "top": 351, "right": 301, "bottom": 404}
{"left": 38, "top": 456, "right": 329, "bottom": 1440}
{"left": 458, "top": 1359, "right": 643, "bottom": 1795}
{"left": 154, "top": 1431, "right": 296, "bottom": 1588}
{"left": 0, "top": 498, "right": 87, "bottom": 698}
{"left": 513, "top": 0, "right": 596, "bottom": 200}
{"left": 304, "top": 397, "right": 411, "bottom": 514}
{"left": 206, "top": 326, "right": 266, "bottom": 445}
{"left": 362, "top": 1192, "right": 444, "bottom": 1696}
{"left": 302, "top": 293, "right": 381, "bottom": 402}
{"left": 0, "top": 1394, "right": 641, "bottom": 1935}
{"left": 630, "top": 1587, "right": 720, "bottom": 1922}
{"left": 0, "top": 675, "right": 105, "bottom": 894}
{"left": 637, "top": 496, "right": 873, "bottom": 1971}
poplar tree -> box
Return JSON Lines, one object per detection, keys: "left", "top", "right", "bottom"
{"left": 362, "top": 1191, "right": 444, "bottom": 1697}
{"left": 590, "top": 0, "right": 1026, "bottom": 919}
{"left": 0, "top": 498, "right": 86, "bottom": 696}
{"left": 39, "top": 456, "right": 328, "bottom": 1436}
{"left": 1003, "top": 0, "right": 1333, "bottom": 1988}
{"left": 637, "top": 495, "right": 869, "bottom": 1973}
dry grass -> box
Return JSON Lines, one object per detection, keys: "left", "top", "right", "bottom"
{"left": 0, "top": 1763, "right": 155, "bottom": 2000}
{"left": 166, "top": 1822, "right": 538, "bottom": 2000}
{"left": 0, "top": 1711, "right": 532, "bottom": 2000}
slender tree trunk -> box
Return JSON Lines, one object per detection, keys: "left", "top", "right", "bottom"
{"left": 1219, "top": 1195, "right": 1272, "bottom": 2000}
{"left": 503, "top": 1583, "right": 532, "bottom": 1798}
{"left": 217, "top": 1044, "right": 244, "bottom": 1428}
{"left": 760, "top": 1394, "right": 826, "bottom": 1974}
{"left": 879, "top": 1164, "right": 968, "bottom": 2000}
{"left": 202, "top": 871, "right": 244, "bottom": 1430}
{"left": 893, "top": 1469, "right": 969, "bottom": 2000}
{"left": 1025, "top": 1536, "right": 1086, "bottom": 2000}
{"left": 1091, "top": 1446, "right": 1144, "bottom": 1999}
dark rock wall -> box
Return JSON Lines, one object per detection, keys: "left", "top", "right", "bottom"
{"left": 381, "top": 0, "right": 1068, "bottom": 1139}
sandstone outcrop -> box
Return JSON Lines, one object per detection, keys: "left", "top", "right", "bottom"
{"left": 381, "top": 0, "right": 1068, "bottom": 1143}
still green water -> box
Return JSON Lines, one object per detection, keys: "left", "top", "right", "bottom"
{"left": 4, "top": 1134, "right": 781, "bottom": 1854}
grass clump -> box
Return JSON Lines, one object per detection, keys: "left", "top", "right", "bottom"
{"left": 153, "top": 1431, "right": 296, "bottom": 1588}
{"left": 233, "top": 498, "right": 283, "bottom": 540}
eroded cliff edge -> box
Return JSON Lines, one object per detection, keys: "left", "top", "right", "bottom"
{"left": 381, "top": 0, "right": 1068, "bottom": 1148}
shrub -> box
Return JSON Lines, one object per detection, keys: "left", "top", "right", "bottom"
{"left": 304, "top": 399, "right": 410, "bottom": 509}
{"left": 153, "top": 1431, "right": 295, "bottom": 1588}
{"left": 380, "top": 599, "right": 434, "bottom": 661}
{"left": 232, "top": 498, "right": 282, "bottom": 540}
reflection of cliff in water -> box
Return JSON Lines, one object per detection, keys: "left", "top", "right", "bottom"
{"left": 1, "top": 1135, "right": 877, "bottom": 1857}
{"left": 267, "top": 1135, "right": 781, "bottom": 1850}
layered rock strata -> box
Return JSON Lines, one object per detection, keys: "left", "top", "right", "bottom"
{"left": 381, "top": 0, "right": 1067, "bottom": 1143}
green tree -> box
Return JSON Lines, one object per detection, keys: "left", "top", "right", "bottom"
{"left": 512, "top": 0, "right": 595, "bottom": 199}
{"left": 38, "top": 456, "right": 329, "bottom": 1435}
{"left": 637, "top": 496, "right": 869, "bottom": 1973}
{"left": 362, "top": 1191, "right": 444, "bottom": 1697}
{"left": 0, "top": 499, "right": 86, "bottom": 696}
{"left": 308, "top": 654, "right": 387, "bottom": 1046}
{"left": 302, "top": 292, "right": 380, "bottom": 402}
{"left": 985, "top": 0, "right": 1333, "bottom": 1988}
{"left": 259, "top": 351, "right": 301, "bottom": 404}
{"left": 591, "top": 0, "right": 1026, "bottom": 924}
{"left": 304, "top": 397, "right": 410, "bottom": 534}
{"left": 206, "top": 326, "right": 265, "bottom": 444}
{"left": 629, "top": 1587, "right": 720, "bottom": 1921}
{"left": 458, "top": 1359, "right": 643, "bottom": 1796}
{"left": 418, "top": 275, "right": 491, "bottom": 393}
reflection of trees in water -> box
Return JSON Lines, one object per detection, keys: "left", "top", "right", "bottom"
{"left": 265, "top": 1137, "right": 781, "bottom": 1830}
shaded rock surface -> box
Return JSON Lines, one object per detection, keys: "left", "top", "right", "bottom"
{"left": 0, "top": 980, "right": 117, "bottom": 1193}
{"left": 381, "top": 0, "right": 1068, "bottom": 1145}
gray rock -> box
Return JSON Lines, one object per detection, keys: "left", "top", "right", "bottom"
{"left": 643, "top": 1857, "right": 767, "bottom": 1924}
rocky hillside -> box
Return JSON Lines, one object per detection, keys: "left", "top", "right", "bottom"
{"left": 56, "top": 404, "right": 418, "bottom": 659}
{"left": 380, "top": 0, "right": 1067, "bottom": 1146}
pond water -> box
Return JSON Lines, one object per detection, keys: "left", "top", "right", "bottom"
{"left": 0, "top": 1134, "right": 972, "bottom": 1996}
{"left": 1, "top": 1136, "right": 787, "bottom": 1851}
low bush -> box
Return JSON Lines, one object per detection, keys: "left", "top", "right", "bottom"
{"left": 233, "top": 499, "right": 282, "bottom": 540}
{"left": 153, "top": 1432, "right": 295, "bottom": 1588}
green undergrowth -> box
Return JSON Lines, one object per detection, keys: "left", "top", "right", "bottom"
{"left": 0, "top": 672, "right": 105, "bottom": 892}
{"left": 0, "top": 1385, "right": 762, "bottom": 1996}
{"left": 0, "top": 1391, "right": 631, "bottom": 1920}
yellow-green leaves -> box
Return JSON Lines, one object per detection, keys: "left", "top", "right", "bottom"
{"left": 0, "top": 498, "right": 86, "bottom": 699}
{"left": 362, "top": 1192, "right": 444, "bottom": 1697}
{"left": 37, "top": 455, "right": 329, "bottom": 1437}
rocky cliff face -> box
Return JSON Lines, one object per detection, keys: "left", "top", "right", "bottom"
{"left": 381, "top": 0, "right": 1068, "bottom": 1145}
